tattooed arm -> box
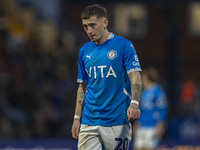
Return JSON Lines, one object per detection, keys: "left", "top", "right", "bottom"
{"left": 127, "top": 71, "right": 142, "bottom": 121}
{"left": 72, "top": 83, "right": 87, "bottom": 139}
{"left": 74, "top": 83, "right": 87, "bottom": 117}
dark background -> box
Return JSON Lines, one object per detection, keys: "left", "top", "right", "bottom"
{"left": 0, "top": 0, "right": 199, "bottom": 146}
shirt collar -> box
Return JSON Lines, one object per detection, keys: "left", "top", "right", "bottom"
{"left": 108, "top": 32, "right": 114, "bottom": 40}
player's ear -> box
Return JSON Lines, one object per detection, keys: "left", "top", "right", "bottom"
{"left": 103, "top": 18, "right": 108, "bottom": 28}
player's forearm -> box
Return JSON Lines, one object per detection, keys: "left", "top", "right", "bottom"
{"left": 128, "top": 71, "right": 142, "bottom": 103}
{"left": 74, "top": 83, "right": 87, "bottom": 117}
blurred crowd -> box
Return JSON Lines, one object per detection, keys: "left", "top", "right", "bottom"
{"left": 0, "top": 0, "right": 81, "bottom": 138}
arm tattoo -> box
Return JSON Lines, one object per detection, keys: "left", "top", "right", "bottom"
{"left": 78, "top": 90, "right": 85, "bottom": 98}
{"left": 74, "top": 83, "right": 87, "bottom": 117}
{"left": 77, "top": 83, "right": 86, "bottom": 107}
{"left": 128, "top": 71, "right": 142, "bottom": 102}
{"left": 132, "top": 83, "right": 142, "bottom": 101}
{"left": 79, "top": 100, "right": 83, "bottom": 107}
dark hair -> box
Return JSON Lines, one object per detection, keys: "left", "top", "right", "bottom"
{"left": 81, "top": 4, "right": 107, "bottom": 19}
{"left": 143, "top": 67, "right": 159, "bottom": 83}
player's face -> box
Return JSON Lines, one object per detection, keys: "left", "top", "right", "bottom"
{"left": 142, "top": 73, "right": 149, "bottom": 88}
{"left": 82, "top": 16, "right": 108, "bottom": 43}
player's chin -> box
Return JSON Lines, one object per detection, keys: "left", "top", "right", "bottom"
{"left": 90, "top": 38, "right": 97, "bottom": 42}
{"left": 90, "top": 36, "right": 98, "bottom": 42}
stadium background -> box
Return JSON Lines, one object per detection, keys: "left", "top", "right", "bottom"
{"left": 0, "top": 0, "right": 200, "bottom": 149}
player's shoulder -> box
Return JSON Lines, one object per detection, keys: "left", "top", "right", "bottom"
{"left": 113, "top": 34, "right": 135, "bottom": 50}
{"left": 80, "top": 41, "right": 94, "bottom": 53}
{"left": 114, "top": 34, "right": 132, "bottom": 44}
{"left": 81, "top": 41, "right": 93, "bottom": 49}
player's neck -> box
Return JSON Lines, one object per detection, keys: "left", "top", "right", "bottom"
{"left": 95, "top": 31, "right": 111, "bottom": 45}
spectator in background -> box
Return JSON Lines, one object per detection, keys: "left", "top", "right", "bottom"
{"left": 133, "top": 67, "right": 168, "bottom": 150}
{"left": 0, "top": 0, "right": 79, "bottom": 138}
{"left": 179, "top": 80, "right": 196, "bottom": 115}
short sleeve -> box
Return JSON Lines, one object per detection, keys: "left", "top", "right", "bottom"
{"left": 123, "top": 40, "right": 142, "bottom": 73}
{"left": 77, "top": 48, "right": 88, "bottom": 83}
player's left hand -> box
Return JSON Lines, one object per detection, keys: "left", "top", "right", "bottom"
{"left": 71, "top": 119, "right": 80, "bottom": 139}
{"left": 127, "top": 103, "right": 140, "bottom": 121}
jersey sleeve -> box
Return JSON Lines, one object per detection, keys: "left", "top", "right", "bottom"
{"left": 77, "top": 48, "right": 88, "bottom": 83}
{"left": 123, "top": 40, "right": 142, "bottom": 73}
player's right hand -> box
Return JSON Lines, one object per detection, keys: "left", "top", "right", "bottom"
{"left": 127, "top": 103, "right": 140, "bottom": 121}
{"left": 71, "top": 119, "right": 80, "bottom": 139}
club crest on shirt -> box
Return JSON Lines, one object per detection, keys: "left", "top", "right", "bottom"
{"left": 107, "top": 50, "right": 117, "bottom": 59}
